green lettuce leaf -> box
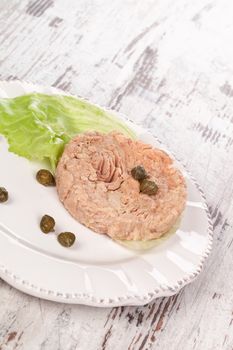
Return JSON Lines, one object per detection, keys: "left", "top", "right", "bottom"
{"left": 0, "top": 93, "right": 135, "bottom": 170}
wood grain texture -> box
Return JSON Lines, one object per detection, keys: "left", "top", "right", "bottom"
{"left": 0, "top": 0, "right": 233, "bottom": 349}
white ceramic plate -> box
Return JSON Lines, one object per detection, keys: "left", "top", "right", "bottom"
{"left": 0, "top": 81, "right": 213, "bottom": 307}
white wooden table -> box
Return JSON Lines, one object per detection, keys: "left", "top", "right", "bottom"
{"left": 0, "top": 1, "right": 233, "bottom": 349}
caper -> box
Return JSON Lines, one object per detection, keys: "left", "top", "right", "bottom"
{"left": 140, "top": 179, "right": 158, "bottom": 195}
{"left": 0, "top": 187, "right": 8, "bottom": 203}
{"left": 40, "top": 214, "right": 55, "bottom": 233}
{"left": 57, "top": 232, "right": 76, "bottom": 247}
{"left": 131, "top": 165, "right": 147, "bottom": 181}
{"left": 36, "top": 169, "right": 55, "bottom": 186}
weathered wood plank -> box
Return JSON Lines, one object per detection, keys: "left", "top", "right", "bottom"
{"left": 0, "top": 0, "right": 233, "bottom": 349}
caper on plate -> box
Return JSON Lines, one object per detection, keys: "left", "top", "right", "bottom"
{"left": 40, "top": 214, "right": 55, "bottom": 233}
{"left": 57, "top": 232, "right": 76, "bottom": 247}
{"left": 0, "top": 187, "right": 8, "bottom": 203}
{"left": 36, "top": 169, "right": 55, "bottom": 186}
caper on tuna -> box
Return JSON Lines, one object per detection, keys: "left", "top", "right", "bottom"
{"left": 40, "top": 214, "right": 55, "bottom": 233}
{"left": 140, "top": 179, "right": 158, "bottom": 196}
{"left": 131, "top": 165, "right": 147, "bottom": 181}
{"left": 57, "top": 232, "right": 76, "bottom": 247}
{"left": 36, "top": 169, "right": 55, "bottom": 186}
{"left": 0, "top": 187, "right": 8, "bottom": 203}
